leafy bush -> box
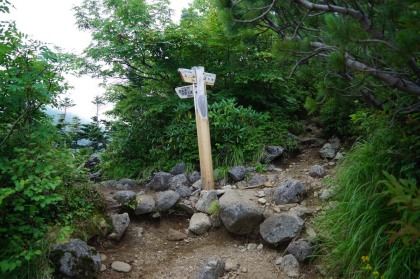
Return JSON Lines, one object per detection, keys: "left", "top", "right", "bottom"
{"left": 102, "top": 98, "right": 299, "bottom": 179}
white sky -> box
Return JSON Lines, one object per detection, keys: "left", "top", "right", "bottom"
{"left": 5, "top": 0, "right": 192, "bottom": 122}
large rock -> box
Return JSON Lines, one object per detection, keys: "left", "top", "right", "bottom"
{"left": 170, "top": 162, "right": 187, "bottom": 175}
{"left": 328, "top": 136, "right": 341, "bottom": 149}
{"left": 273, "top": 179, "right": 307, "bottom": 205}
{"left": 228, "top": 166, "right": 247, "bottom": 182}
{"left": 276, "top": 254, "right": 300, "bottom": 278}
{"left": 116, "top": 178, "right": 138, "bottom": 190}
{"left": 260, "top": 214, "right": 304, "bottom": 244}
{"left": 135, "top": 194, "right": 155, "bottom": 215}
{"left": 261, "top": 146, "right": 284, "bottom": 163}
{"left": 287, "top": 239, "right": 314, "bottom": 262}
{"left": 50, "top": 238, "right": 101, "bottom": 278}
{"left": 169, "top": 174, "right": 191, "bottom": 197}
{"left": 197, "top": 258, "right": 225, "bottom": 279}
{"left": 108, "top": 213, "right": 130, "bottom": 241}
{"left": 146, "top": 172, "right": 172, "bottom": 191}
{"left": 189, "top": 171, "right": 201, "bottom": 183}
{"left": 113, "top": 190, "right": 136, "bottom": 204}
{"left": 247, "top": 174, "right": 265, "bottom": 187}
{"left": 195, "top": 190, "right": 218, "bottom": 214}
{"left": 155, "top": 190, "right": 180, "bottom": 212}
{"left": 308, "top": 165, "right": 326, "bottom": 178}
{"left": 219, "top": 191, "right": 263, "bottom": 235}
{"left": 319, "top": 143, "right": 336, "bottom": 159}
{"left": 189, "top": 212, "right": 211, "bottom": 235}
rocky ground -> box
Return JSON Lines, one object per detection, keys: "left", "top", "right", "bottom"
{"left": 93, "top": 143, "right": 341, "bottom": 279}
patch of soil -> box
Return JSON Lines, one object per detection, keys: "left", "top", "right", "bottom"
{"left": 96, "top": 146, "right": 333, "bottom": 279}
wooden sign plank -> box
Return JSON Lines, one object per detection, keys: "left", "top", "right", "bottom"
{"left": 178, "top": 68, "right": 216, "bottom": 86}
{"left": 175, "top": 85, "right": 194, "bottom": 99}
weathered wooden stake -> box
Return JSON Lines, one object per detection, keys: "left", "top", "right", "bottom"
{"left": 176, "top": 66, "right": 216, "bottom": 190}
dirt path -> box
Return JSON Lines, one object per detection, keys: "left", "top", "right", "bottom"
{"left": 95, "top": 147, "right": 332, "bottom": 279}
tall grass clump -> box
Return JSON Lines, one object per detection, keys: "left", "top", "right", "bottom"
{"left": 315, "top": 111, "right": 419, "bottom": 278}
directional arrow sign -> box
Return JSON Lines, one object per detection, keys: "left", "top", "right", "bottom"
{"left": 175, "top": 85, "right": 194, "bottom": 99}
{"left": 178, "top": 68, "right": 216, "bottom": 86}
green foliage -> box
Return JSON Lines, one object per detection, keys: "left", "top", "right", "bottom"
{"left": 379, "top": 172, "right": 420, "bottom": 247}
{"left": 207, "top": 200, "right": 220, "bottom": 215}
{"left": 315, "top": 112, "right": 419, "bottom": 278}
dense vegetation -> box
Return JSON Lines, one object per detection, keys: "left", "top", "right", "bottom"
{"left": 1, "top": 0, "right": 419, "bottom": 277}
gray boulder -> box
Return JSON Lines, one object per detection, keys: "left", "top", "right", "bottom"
{"left": 197, "top": 258, "right": 225, "bottom": 279}
{"left": 116, "top": 178, "right": 138, "bottom": 190}
{"left": 169, "top": 174, "right": 192, "bottom": 197}
{"left": 189, "top": 212, "right": 212, "bottom": 235}
{"left": 219, "top": 191, "right": 263, "bottom": 235}
{"left": 319, "top": 143, "right": 336, "bottom": 159}
{"left": 274, "top": 179, "right": 307, "bottom": 205}
{"left": 247, "top": 174, "right": 265, "bottom": 187}
{"left": 195, "top": 190, "right": 218, "bottom": 214}
{"left": 135, "top": 194, "right": 155, "bottom": 215}
{"left": 228, "top": 166, "right": 247, "bottom": 182}
{"left": 276, "top": 255, "right": 300, "bottom": 278}
{"left": 260, "top": 214, "right": 304, "bottom": 244}
{"left": 155, "top": 190, "right": 180, "bottom": 212}
{"left": 112, "top": 190, "right": 136, "bottom": 204}
{"left": 108, "top": 213, "right": 130, "bottom": 241}
{"left": 308, "top": 165, "right": 326, "bottom": 178}
{"left": 146, "top": 172, "right": 172, "bottom": 191}
{"left": 287, "top": 239, "right": 314, "bottom": 262}
{"left": 328, "top": 136, "right": 341, "bottom": 149}
{"left": 261, "top": 146, "right": 284, "bottom": 163}
{"left": 100, "top": 180, "right": 118, "bottom": 188}
{"left": 51, "top": 238, "right": 101, "bottom": 278}
{"left": 177, "top": 199, "right": 195, "bottom": 215}
{"left": 170, "top": 162, "right": 187, "bottom": 175}
{"left": 192, "top": 179, "right": 202, "bottom": 190}
{"left": 189, "top": 171, "right": 201, "bottom": 183}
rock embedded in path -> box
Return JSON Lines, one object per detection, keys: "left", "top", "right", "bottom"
{"left": 189, "top": 212, "right": 211, "bottom": 235}
{"left": 260, "top": 213, "right": 304, "bottom": 244}
{"left": 113, "top": 190, "right": 136, "bottom": 204}
{"left": 328, "top": 136, "right": 341, "bottom": 149}
{"left": 195, "top": 190, "right": 218, "bottom": 214}
{"left": 247, "top": 174, "right": 265, "bottom": 187}
{"left": 146, "top": 172, "right": 172, "bottom": 191}
{"left": 111, "top": 261, "right": 132, "bottom": 273}
{"left": 261, "top": 146, "right": 284, "bottom": 163}
{"left": 177, "top": 198, "right": 195, "bottom": 215}
{"left": 219, "top": 190, "right": 263, "bottom": 235}
{"left": 135, "top": 194, "right": 155, "bottom": 215}
{"left": 319, "top": 143, "right": 336, "bottom": 159}
{"left": 274, "top": 179, "right": 307, "bottom": 205}
{"left": 167, "top": 229, "right": 187, "bottom": 241}
{"left": 319, "top": 188, "right": 335, "bottom": 201}
{"left": 224, "top": 258, "right": 239, "bottom": 272}
{"left": 228, "top": 166, "right": 247, "bottom": 182}
{"left": 276, "top": 254, "right": 300, "bottom": 278}
{"left": 287, "top": 239, "right": 314, "bottom": 262}
{"left": 308, "top": 165, "right": 326, "bottom": 178}
{"left": 50, "top": 238, "right": 101, "bottom": 278}
{"left": 155, "top": 190, "right": 180, "bottom": 212}
{"left": 108, "top": 213, "right": 130, "bottom": 242}
{"left": 197, "top": 258, "right": 225, "bottom": 279}
{"left": 170, "top": 162, "right": 186, "bottom": 175}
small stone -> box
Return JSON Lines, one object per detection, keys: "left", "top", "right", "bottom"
{"left": 247, "top": 243, "right": 257, "bottom": 250}
{"left": 224, "top": 258, "right": 239, "bottom": 272}
{"left": 257, "top": 244, "right": 263, "bottom": 250}
{"left": 100, "top": 254, "right": 107, "bottom": 261}
{"left": 277, "top": 255, "right": 299, "bottom": 278}
{"left": 100, "top": 264, "right": 106, "bottom": 272}
{"left": 258, "top": 198, "right": 267, "bottom": 205}
{"left": 257, "top": 191, "right": 265, "bottom": 198}
{"left": 240, "top": 267, "right": 248, "bottom": 273}
{"left": 111, "top": 261, "right": 131, "bottom": 273}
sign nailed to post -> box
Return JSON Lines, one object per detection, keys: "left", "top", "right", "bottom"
{"left": 175, "top": 67, "right": 216, "bottom": 190}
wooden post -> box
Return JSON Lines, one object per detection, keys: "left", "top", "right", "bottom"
{"left": 177, "top": 66, "right": 216, "bottom": 190}
{"left": 192, "top": 66, "right": 214, "bottom": 190}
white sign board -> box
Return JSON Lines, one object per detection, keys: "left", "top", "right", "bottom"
{"left": 178, "top": 68, "right": 216, "bottom": 86}
{"left": 175, "top": 85, "right": 194, "bottom": 99}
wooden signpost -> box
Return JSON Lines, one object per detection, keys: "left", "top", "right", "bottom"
{"left": 176, "top": 66, "right": 216, "bottom": 190}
